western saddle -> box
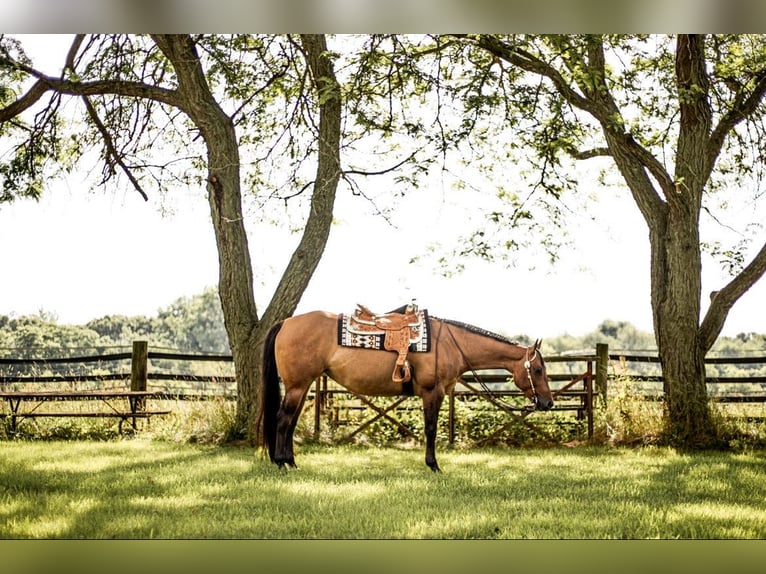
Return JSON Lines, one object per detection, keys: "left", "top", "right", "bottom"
{"left": 350, "top": 303, "right": 422, "bottom": 384}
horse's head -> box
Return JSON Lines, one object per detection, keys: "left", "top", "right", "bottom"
{"left": 513, "top": 339, "right": 554, "bottom": 411}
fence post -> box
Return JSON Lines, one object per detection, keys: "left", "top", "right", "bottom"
{"left": 595, "top": 343, "right": 609, "bottom": 407}
{"left": 131, "top": 340, "right": 148, "bottom": 393}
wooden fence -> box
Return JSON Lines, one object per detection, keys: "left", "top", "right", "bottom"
{"left": 2, "top": 341, "right": 766, "bottom": 438}
{"left": 0, "top": 341, "right": 236, "bottom": 397}
{"left": 606, "top": 351, "right": 766, "bottom": 405}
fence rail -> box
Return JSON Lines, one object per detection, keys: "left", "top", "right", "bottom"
{"left": 607, "top": 352, "right": 766, "bottom": 391}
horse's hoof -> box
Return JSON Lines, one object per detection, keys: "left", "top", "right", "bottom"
{"left": 275, "top": 460, "right": 299, "bottom": 471}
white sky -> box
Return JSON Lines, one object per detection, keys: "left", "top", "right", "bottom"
{"left": 1, "top": 35, "right": 764, "bottom": 341}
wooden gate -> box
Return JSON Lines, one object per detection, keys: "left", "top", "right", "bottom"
{"left": 312, "top": 347, "right": 607, "bottom": 443}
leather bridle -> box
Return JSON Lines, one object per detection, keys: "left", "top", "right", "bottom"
{"left": 524, "top": 345, "right": 539, "bottom": 401}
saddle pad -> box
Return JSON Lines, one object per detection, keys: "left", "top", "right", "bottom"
{"left": 337, "top": 309, "right": 431, "bottom": 353}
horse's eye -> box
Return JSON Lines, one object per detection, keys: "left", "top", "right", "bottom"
{"left": 534, "top": 367, "right": 543, "bottom": 375}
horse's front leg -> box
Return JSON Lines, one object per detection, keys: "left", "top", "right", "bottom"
{"left": 421, "top": 385, "right": 445, "bottom": 472}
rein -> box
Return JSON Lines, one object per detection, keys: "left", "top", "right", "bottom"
{"left": 443, "top": 322, "right": 537, "bottom": 412}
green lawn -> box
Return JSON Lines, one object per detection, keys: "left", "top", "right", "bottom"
{"left": 2, "top": 439, "right": 766, "bottom": 539}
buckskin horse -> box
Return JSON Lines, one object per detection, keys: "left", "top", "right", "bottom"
{"left": 257, "top": 306, "right": 554, "bottom": 472}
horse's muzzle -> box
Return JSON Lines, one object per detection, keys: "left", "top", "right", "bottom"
{"left": 534, "top": 395, "right": 554, "bottom": 411}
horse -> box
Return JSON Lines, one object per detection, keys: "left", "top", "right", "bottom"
{"left": 257, "top": 309, "right": 554, "bottom": 472}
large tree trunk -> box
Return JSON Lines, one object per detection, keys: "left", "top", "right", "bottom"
{"left": 153, "top": 35, "right": 342, "bottom": 442}
{"left": 204, "top": 111, "right": 261, "bottom": 440}
{"left": 597, "top": 35, "right": 719, "bottom": 447}
{"left": 152, "top": 35, "right": 261, "bottom": 438}
{"left": 651, "top": 35, "right": 717, "bottom": 447}
{"left": 651, "top": 218, "right": 717, "bottom": 447}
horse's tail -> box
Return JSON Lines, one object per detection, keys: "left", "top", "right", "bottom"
{"left": 256, "top": 320, "right": 284, "bottom": 462}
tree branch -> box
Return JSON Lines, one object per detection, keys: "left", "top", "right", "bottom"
{"left": 583, "top": 36, "right": 676, "bottom": 201}
{"left": 0, "top": 53, "right": 181, "bottom": 111}
{"left": 467, "top": 35, "right": 674, "bottom": 205}
{"left": 261, "top": 33, "right": 342, "bottom": 330}
{"left": 63, "top": 34, "right": 86, "bottom": 76}
{"left": 701, "top": 238, "right": 766, "bottom": 351}
{"left": 343, "top": 150, "right": 419, "bottom": 177}
{"left": 470, "top": 35, "right": 603, "bottom": 120}
{"left": 58, "top": 35, "right": 150, "bottom": 202}
{"left": 82, "top": 96, "right": 149, "bottom": 201}
{"left": 708, "top": 68, "right": 766, "bottom": 174}
{"left": 566, "top": 146, "right": 611, "bottom": 160}
{"left": 50, "top": 77, "right": 181, "bottom": 107}
{"left": 675, "top": 35, "right": 713, "bottom": 195}
{"left": 0, "top": 79, "right": 50, "bottom": 122}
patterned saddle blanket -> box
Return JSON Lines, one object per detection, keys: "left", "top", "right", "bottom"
{"left": 337, "top": 303, "right": 431, "bottom": 383}
{"left": 337, "top": 304, "right": 431, "bottom": 352}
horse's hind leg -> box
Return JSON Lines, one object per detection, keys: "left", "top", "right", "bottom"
{"left": 422, "top": 386, "right": 445, "bottom": 472}
{"left": 274, "top": 384, "right": 310, "bottom": 468}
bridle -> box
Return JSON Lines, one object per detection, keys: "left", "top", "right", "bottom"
{"left": 524, "top": 345, "right": 539, "bottom": 401}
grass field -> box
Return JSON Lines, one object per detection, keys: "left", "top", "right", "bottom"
{"left": 2, "top": 439, "right": 766, "bottom": 539}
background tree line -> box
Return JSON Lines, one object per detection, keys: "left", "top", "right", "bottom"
{"left": 0, "top": 287, "right": 229, "bottom": 358}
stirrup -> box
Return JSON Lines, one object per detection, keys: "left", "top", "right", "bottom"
{"left": 392, "top": 361, "right": 412, "bottom": 384}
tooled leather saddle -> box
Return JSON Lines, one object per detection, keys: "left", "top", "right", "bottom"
{"left": 340, "top": 302, "right": 428, "bottom": 384}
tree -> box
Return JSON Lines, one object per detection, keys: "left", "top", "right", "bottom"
{"left": 0, "top": 34, "right": 342, "bottom": 439}
{"left": 444, "top": 34, "right": 766, "bottom": 447}
{"left": 155, "top": 287, "right": 229, "bottom": 353}
{"left": 85, "top": 314, "right": 159, "bottom": 346}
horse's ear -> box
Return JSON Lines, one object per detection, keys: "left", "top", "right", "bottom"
{"left": 534, "top": 338, "right": 543, "bottom": 350}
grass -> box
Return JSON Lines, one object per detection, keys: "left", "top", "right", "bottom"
{"left": 2, "top": 439, "right": 766, "bottom": 539}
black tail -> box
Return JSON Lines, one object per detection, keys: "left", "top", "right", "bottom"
{"left": 257, "top": 321, "right": 283, "bottom": 462}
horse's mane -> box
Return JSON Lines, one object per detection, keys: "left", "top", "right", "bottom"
{"left": 433, "top": 316, "right": 519, "bottom": 346}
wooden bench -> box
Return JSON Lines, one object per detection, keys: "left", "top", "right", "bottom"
{"left": 0, "top": 390, "right": 170, "bottom": 433}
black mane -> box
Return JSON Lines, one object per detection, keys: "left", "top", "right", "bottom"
{"left": 434, "top": 316, "right": 519, "bottom": 346}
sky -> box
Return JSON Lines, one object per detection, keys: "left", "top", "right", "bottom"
{"left": 1, "top": 35, "right": 765, "bottom": 343}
